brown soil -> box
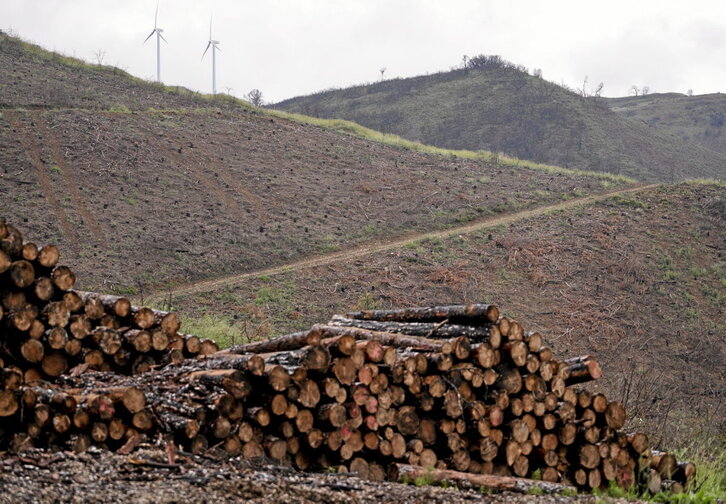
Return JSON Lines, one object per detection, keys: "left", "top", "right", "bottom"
{"left": 151, "top": 184, "right": 657, "bottom": 301}
{"left": 0, "top": 107, "right": 618, "bottom": 294}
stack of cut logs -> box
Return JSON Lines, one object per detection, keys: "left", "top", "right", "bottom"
{"left": 0, "top": 219, "right": 695, "bottom": 495}
{"left": 0, "top": 219, "right": 218, "bottom": 392}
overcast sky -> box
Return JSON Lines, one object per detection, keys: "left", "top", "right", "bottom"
{"left": 2, "top": 0, "right": 725, "bottom": 103}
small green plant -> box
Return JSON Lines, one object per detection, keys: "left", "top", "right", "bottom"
{"left": 689, "top": 266, "right": 706, "bottom": 279}
{"left": 527, "top": 486, "right": 544, "bottom": 495}
{"left": 414, "top": 474, "right": 434, "bottom": 487}
{"left": 362, "top": 223, "right": 377, "bottom": 235}
{"left": 664, "top": 269, "right": 681, "bottom": 282}
{"left": 559, "top": 487, "right": 577, "bottom": 496}
{"left": 50, "top": 165, "right": 62, "bottom": 174}
{"left": 356, "top": 292, "right": 380, "bottom": 311}
{"left": 676, "top": 246, "right": 694, "bottom": 261}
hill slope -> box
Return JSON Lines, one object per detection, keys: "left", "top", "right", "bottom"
{"left": 606, "top": 92, "right": 726, "bottom": 155}
{"left": 274, "top": 64, "right": 726, "bottom": 182}
{"left": 166, "top": 182, "right": 725, "bottom": 449}
{"left": 0, "top": 33, "right": 627, "bottom": 293}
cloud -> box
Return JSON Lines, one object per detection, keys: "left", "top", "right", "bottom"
{"left": 1, "top": 0, "right": 725, "bottom": 101}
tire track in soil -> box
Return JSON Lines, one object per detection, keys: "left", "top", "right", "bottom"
{"left": 171, "top": 129, "right": 268, "bottom": 222}
{"left": 4, "top": 110, "right": 79, "bottom": 249}
{"left": 147, "top": 183, "right": 659, "bottom": 302}
{"left": 140, "top": 126, "right": 248, "bottom": 221}
{"left": 31, "top": 111, "right": 108, "bottom": 247}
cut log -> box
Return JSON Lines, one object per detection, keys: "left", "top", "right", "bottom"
{"left": 9, "top": 260, "right": 35, "bottom": 288}
{"left": 347, "top": 304, "right": 500, "bottom": 324}
{"left": 329, "top": 315, "right": 492, "bottom": 340}
{"left": 37, "top": 245, "right": 60, "bottom": 268}
{"left": 225, "top": 331, "right": 313, "bottom": 354}
{"left": 51, "top": 266, "right": 76, "bottom": 291}
{"left": 391, "top": 463, "right": 575, "bottom": 494}
{"left": 563, "top": 355, "right": 602, "bottom": 384}
{"left": 316, "top": 325, "right": 451, "bottom": 352}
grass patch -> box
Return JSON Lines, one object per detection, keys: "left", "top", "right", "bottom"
{"left": 609, "top": 194, "right": 648, "bottom": 209}
{"left": 108, "top": 104, "right": 131, "bottom": 114}
{"left": 180, "top": 314, "right": 241, "bottom": 349}
{"left": 685, "top": 178, "right": 726, "bottom": 188}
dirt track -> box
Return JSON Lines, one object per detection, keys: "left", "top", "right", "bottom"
{"left": 146, "top": 184, "right": 658, "bottom": 303}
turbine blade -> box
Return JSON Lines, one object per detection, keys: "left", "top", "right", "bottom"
{"left": 155, "top": 1, "right": 159, "bottom": 28}
{"left": 209, "top": 16, "right": 213, "bottom": 40}
{"left": 202, "top": 42, "right": 211, "bottom": 59}
{"left": 159, "top": 31, "right": 168, "bottom": 43}
{"left": 144, "top": 30, "right": 155, "bottom": 43}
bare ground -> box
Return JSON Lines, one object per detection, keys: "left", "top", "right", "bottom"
{"left": 0, "top": 446, "right": 645, "bottom": 504}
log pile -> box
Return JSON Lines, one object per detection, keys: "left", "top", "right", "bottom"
{"left": 0, "top": 219, "right": 218, "bottom": 382}
{"left": 0, "top": 218, "right": 695, "bottom": 495}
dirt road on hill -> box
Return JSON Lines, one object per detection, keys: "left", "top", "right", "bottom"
{"left": 146, "top": 184, "right": 659, "bottom": 303}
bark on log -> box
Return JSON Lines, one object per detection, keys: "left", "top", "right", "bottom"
{"left": 347, "top": 304, "right": 500, "bottom": 324}
{"left": 329, "top": 315, "right": 492, "bottom": 340}
{"left": 224, "top": 331, "right": 314, "bottom": 355}
{"left": 314, "top": 325, "right": 451, "bottom": 352}
{"left": 391, "top": 463, "right": 575, "bottom": 494}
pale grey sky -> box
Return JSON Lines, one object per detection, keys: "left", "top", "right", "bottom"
{"left": 2, "top": 0, "right": 724, "bottom": 103}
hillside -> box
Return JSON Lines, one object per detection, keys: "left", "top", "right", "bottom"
{"left": 606, "top": 92, "right": 726, "bottom": 155}
{"left": 166, "top": 182, "right": 725, "bottom": 450}
{"left": 0, "top": 33, "right": 629, "bottom": 294}
{"left": 274, "top": 63, "right": 726, "bottom": 182}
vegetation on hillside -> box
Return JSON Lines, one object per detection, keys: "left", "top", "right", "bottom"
{"left": 274, "top": 56, "right": 726, "bottom": 182}
{"left": 606, "top": 92, "right": 726, "bottom": 156}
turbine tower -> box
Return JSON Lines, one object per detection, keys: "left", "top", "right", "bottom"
{"left": 202, "top": 17, "right": 221, "bottom": 94}
{"left": 144, "top": 3, "right": 167, "bottom": 83}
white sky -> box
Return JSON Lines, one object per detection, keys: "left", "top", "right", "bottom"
{"left": 2, "top": 0, "right": 725, "bottom": 103}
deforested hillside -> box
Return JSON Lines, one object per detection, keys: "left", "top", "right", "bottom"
{"left": 274, "top": 59, "right": 726, "bottom": 182}
{"left": 606, "top": 92, "right": 726, "bottom": 155}
{"left": 167, "top": 182, "right": 726, "bottom": 450}
{"left": 0, "top": 33, "right": 630, "bottom": 294}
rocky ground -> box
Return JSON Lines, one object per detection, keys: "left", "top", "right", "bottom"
{"left": 0, "top": 444, "right": 648, "bottom": 504}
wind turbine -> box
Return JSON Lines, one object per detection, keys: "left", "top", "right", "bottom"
{"left": 144, "top": 3, "right": 167, "bottom": 83}
{"left": 202, "top": 17, "right": 221, "bottom": 94}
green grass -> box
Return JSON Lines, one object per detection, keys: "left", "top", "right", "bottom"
{"left": 685, "top": 178, "right": 726, "bottom": 188}
{"left": 180, "top": 314, "right": 242, "bottom": 349}
{"left": 587, "top": 443, "right": 726, "bottom": 504}
{"left": 108, "top": 104, "right": 131, "bottom": 114}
